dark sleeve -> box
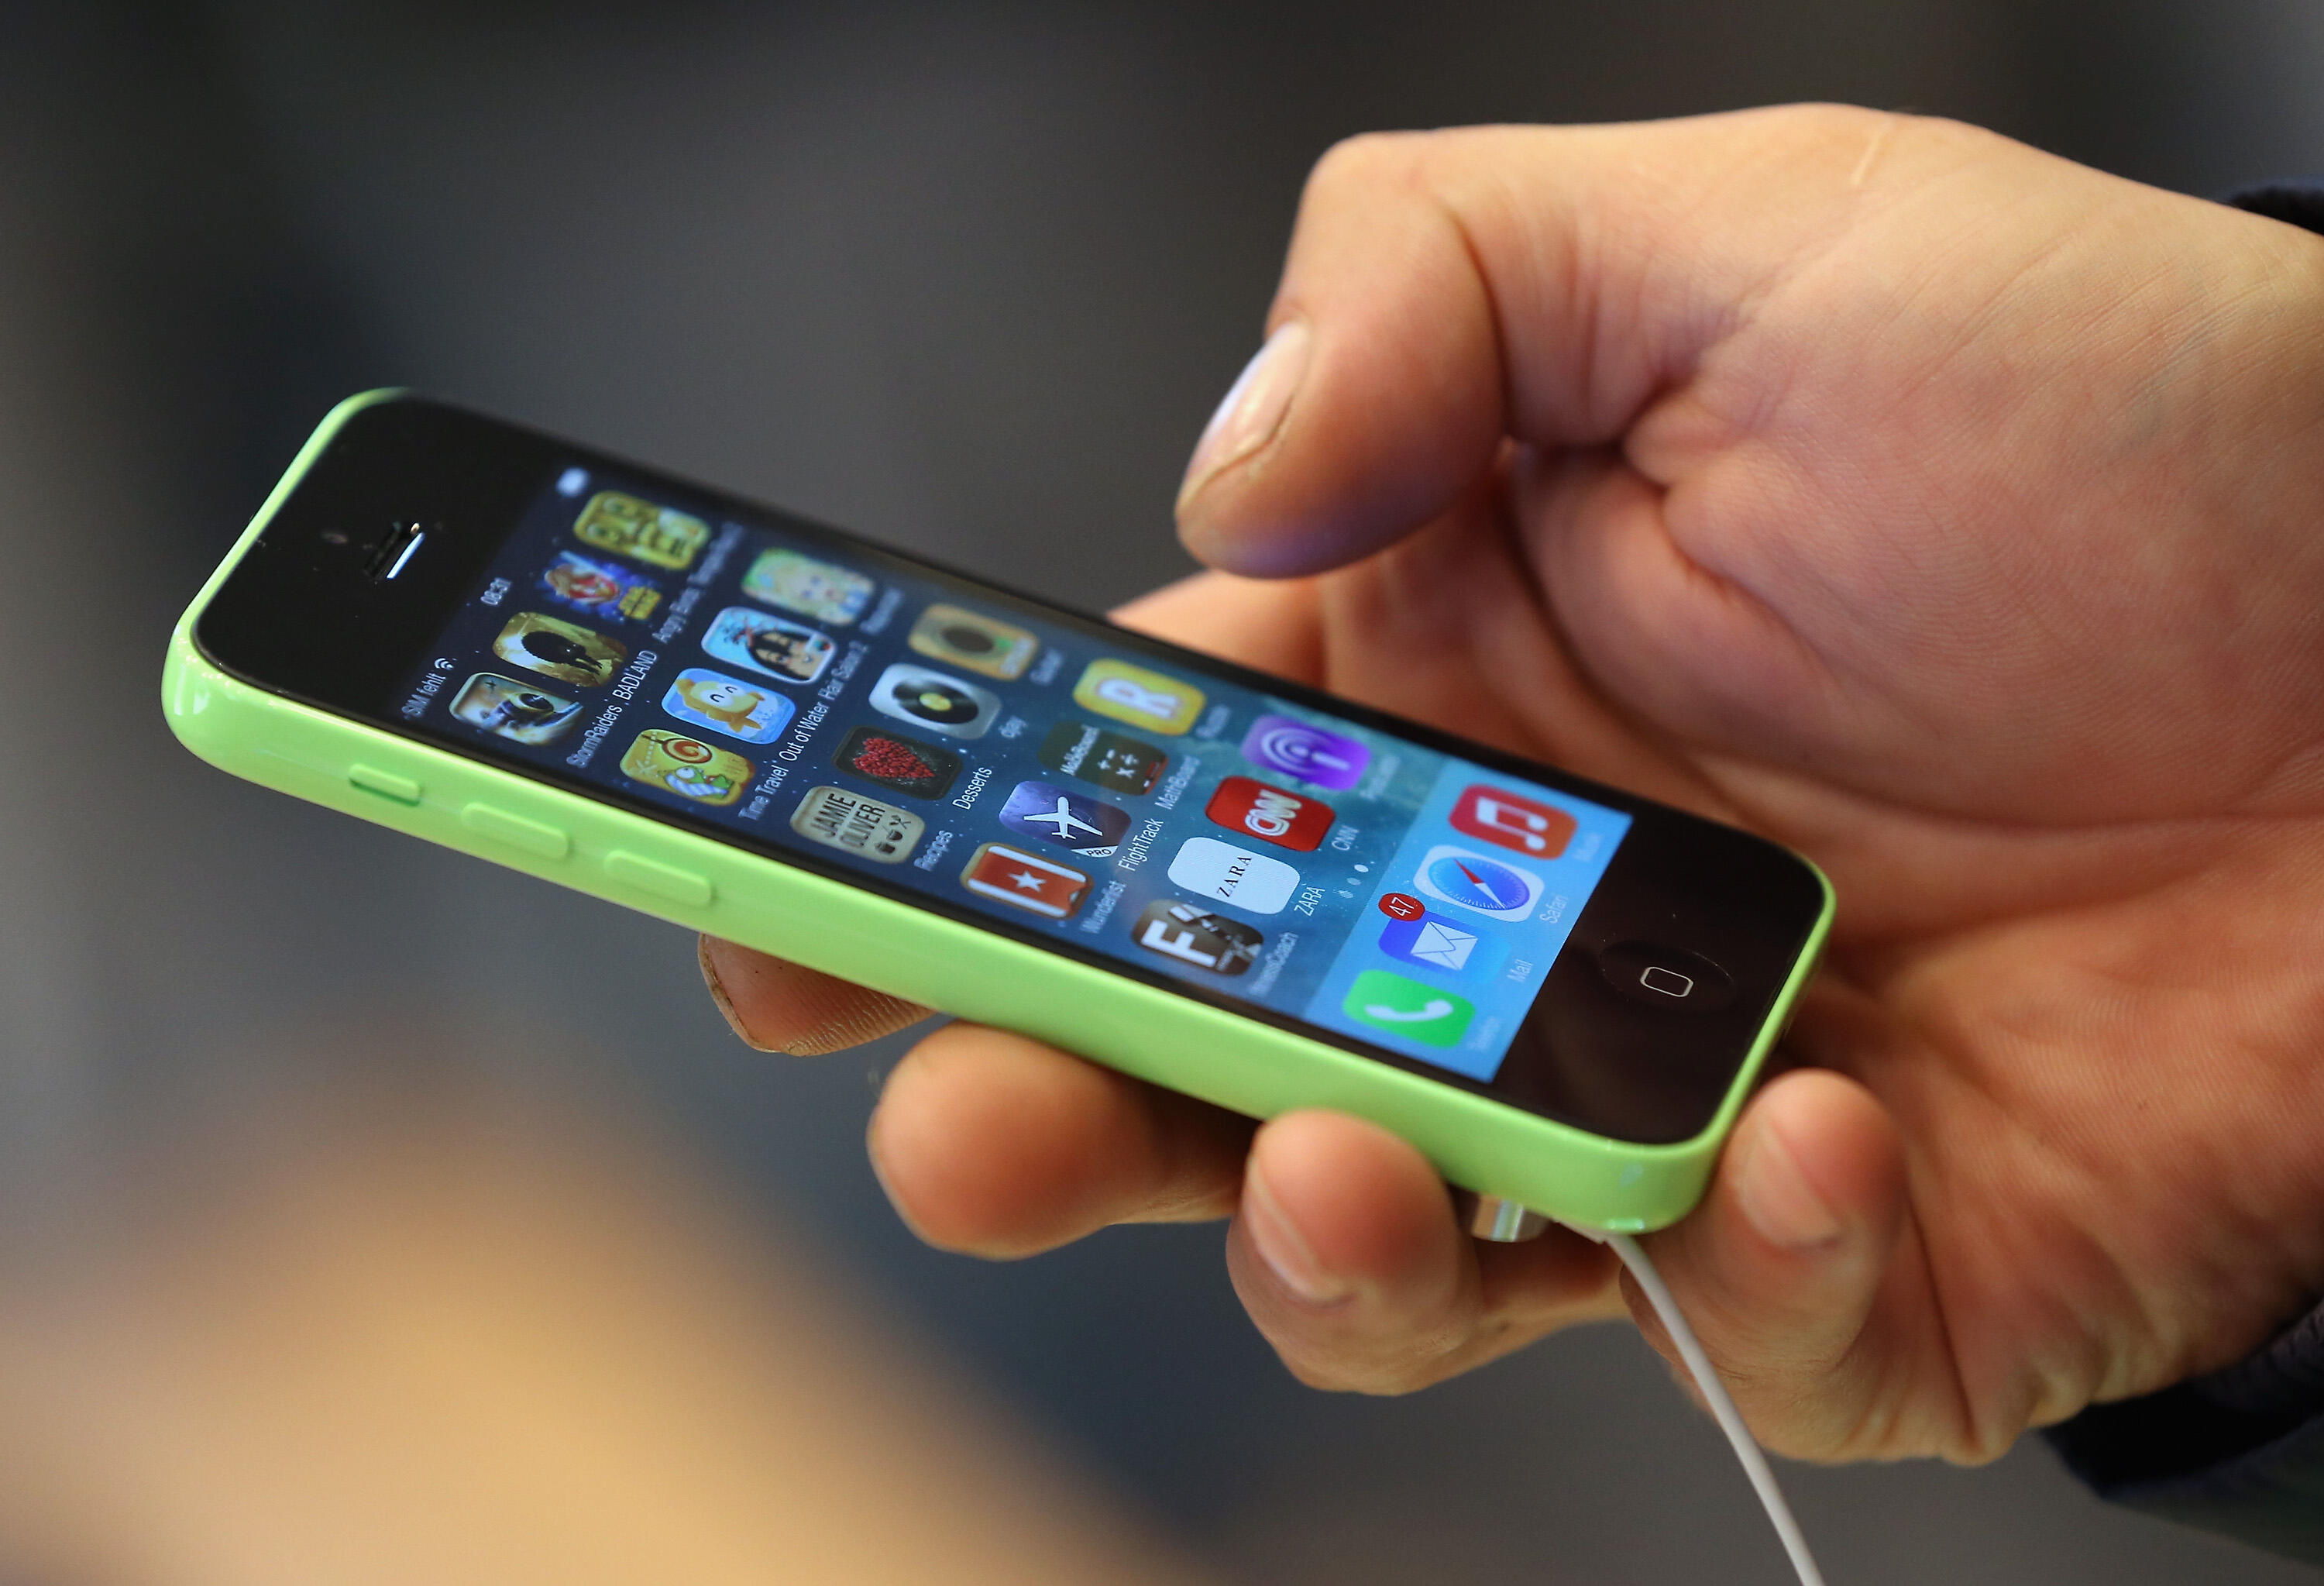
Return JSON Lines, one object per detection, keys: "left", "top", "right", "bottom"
{"left": 2039, "top": 177, "right": 2324, "bottom": 1567}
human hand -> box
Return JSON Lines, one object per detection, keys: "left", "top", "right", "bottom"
{"left": 702, "top": 105, "right": 2324, "bottom": 1461}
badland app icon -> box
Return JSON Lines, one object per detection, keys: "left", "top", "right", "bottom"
{"left": 1166, "top": 837, "right": 1299, "bottom": 915}
{"left": 1205, "top": 775, "right": 1332, "bottom": 851}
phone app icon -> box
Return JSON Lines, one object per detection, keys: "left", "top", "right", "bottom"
{"left": 790, "top": 785, "right": 925, "bottom": 864}
{"left": 1341, "top": 970, "right": 1475, "bottom": 1048}
{"left": 1412, "top": 845, "right": 1545, "bottom": 922}
{"left": 1378, "top": 911, "right": 1504, "bottom": 978}
{"left": 661, "top": 666, "right": 796, "bottom": 744}
{"left": 449, "top": 673, "right": 583, "bottom": 744}
{"left": 620, "top": 729, "right": 753, "bottom": 806}
{"left": 907, "top": 603, "right": 1040, "bottom": 679}
{"left": 1038, "top": 719, "right": 1167, "bottom": 796}
{"left": 1072, "top": 659, "right": 1205, "bottom": 736}
{"left": 492, "top": 612, "right": 627, "bottom": 687}
{"left": 1132, "top": 899, "right": 1263, "bottom": 975}
{"left": 537, "top": 550, "right": 663, "bottom": 624}
{"left": 999, "top": 779, "right": 1133, "bottom": 855}
{"left": 1205, "top": 775, "right": 1332, "bottom": 851}
{"left": 1239, "top": 714, "right": 1370, "bottom": 790}
{"left": 1449, "top": 783, "right": 1576, "bottom": 860}
{"left": 868, "top": 663, "right": 1002, "bottom": 739}
{"left": 1166, "top": 837, "right": 1299, "bottom": 915}
{"left": 572, "top": 490, "right": 711, "bottom": 570}
{"left": 959, "top": 841, "right": 1092, "bottom": 919}
{"left": 701, "top": 606, "right": 837, "bottom": 685}
{"left": 831, "top": 724, "right": 964, "bottom": 800}
{"left": 742, "top": 549, "right": 875, "bottom": 625}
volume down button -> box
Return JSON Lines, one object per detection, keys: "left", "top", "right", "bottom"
{"left": 604, "top": 851, "right": 714, "bottom": 907}
{"left": 459, "top": 803, "right": 571, "bottom": 859}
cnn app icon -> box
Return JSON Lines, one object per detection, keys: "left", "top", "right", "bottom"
{"left": 1449, "top": 784, "right": 1575, "bottom": 859}
{"left": 1205, "top": 776, "right": 1333, "bottom": 851}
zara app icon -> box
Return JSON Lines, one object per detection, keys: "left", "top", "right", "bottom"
{"left": 1167, "top": 837, "right": 1300, "bottom": 915}
{"left": 1411, "top": 845, "right": 1545, "bottom": 922}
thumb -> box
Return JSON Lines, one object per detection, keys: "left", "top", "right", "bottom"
{"left": 1638, "top": 1068, "right": 1910, "bottom": 1460}
{"left": 1174, "top": 105, "right": 1923, "bottom": 577}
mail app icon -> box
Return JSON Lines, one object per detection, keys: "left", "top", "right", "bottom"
{"left": 1378, "top": 910, "right": 1504, "bottom": 977}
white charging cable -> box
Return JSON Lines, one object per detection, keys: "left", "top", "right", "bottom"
{"left": 1593, "top": 1226, "right": 1827, "bottom": 1586}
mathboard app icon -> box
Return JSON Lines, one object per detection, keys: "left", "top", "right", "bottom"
{"left": 1412, "top": 845, "right": 1545, "bottom": 922}
{"left": 867, "top": 663, "right": 1002, "bottom": 739}
{"left": 449, "top": 673, "right": 583, "bottom": 744}
{"left": 742, "top": 549, "right": 875, "bottom": 625}
{"left": 1449, "top": 784, "right": 1576, "bottom": 860}
{"left": 789, "top": 785, "right": 924, "bottom": 864}
{"left": 958, "top": 842, "right": 1092, "bottom": 919}
{"left": 830, "top": 724, "right": 964, "bottom": 800}
{"left": 619, "top": 729, "right": 752, "bottom": 806}
{"left": 1038, "top": 720, "right": 1166, "bottom": 796}
{"left": 701, "top": 606, "right": 837, "bottom": 685}
{"left": 660, "top": 667, "right": 796, "bottom": 744}
{"left": 536, "top": 549, "right": 662, "bottom": 624}
{"left": 1239, "top": 714, "right": 1370, "bottom": 790}
{"left": 1341, "top": 970, "right": 1475, "bottom": 1048}
{"left": 1378, "top": 911, "right": 1503, "bottom": 979}
{"left": 907, "top": 604, "right": 1040, "bottom": 679}
{"left": 492, "top": 612, "right": 627, "bottom": 687}
{"left": 1071, "top": 659, "right": 1205, "bottom": 736}
{"left": 1205, "top": 776, "right": 1332, "bottom": 851}
{"left": 572, "top": 490, "right": 711, "bottom": 569}
{"left": 998, "top": 779, "right": 1133, "bottom": 855}
{"left": 1166, "top": 837, "right": 1299, "bottom": 915}
{"left": 1131, "top": 900, "right": 1262, "bottom": 975}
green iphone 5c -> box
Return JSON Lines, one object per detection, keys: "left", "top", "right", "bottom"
{"left": 163, "top": 392, "right": 1831, "bottom": 1233}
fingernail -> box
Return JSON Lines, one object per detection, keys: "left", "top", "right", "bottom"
{"left": 1734, "top": 1120, "right": 1846, "bottom": 1251}
{"left": 1241, "top": 1160, "right": 1350, "bottom": 1306}
{"left": 697, "top": 937, "right": 770, "bottom": 1051}
{"left": 1177, "top": 319, "right": 1312, "bottom": 514}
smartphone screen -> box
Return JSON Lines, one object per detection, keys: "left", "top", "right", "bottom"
{"left": 195, "top": 398, "right": 1825, "bottom": 1144}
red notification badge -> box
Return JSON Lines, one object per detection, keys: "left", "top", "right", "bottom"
{"left": 1378, "top": 892, "right": 1426, "bottom": 921}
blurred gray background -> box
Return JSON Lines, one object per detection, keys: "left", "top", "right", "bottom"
{"left": 5, "top": 1, "right": 2322, "bottom": 1581}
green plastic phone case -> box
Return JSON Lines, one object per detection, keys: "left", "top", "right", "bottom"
{"left": 163, "top": 390, "right": 1832, "bottom": 1233}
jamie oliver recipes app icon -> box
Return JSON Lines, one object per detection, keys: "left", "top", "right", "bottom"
{"left": 1038, "top": 720, "right": 1166, "bottom": 796}
{"left": 537, "top": 550, "right": 662, "bottom": 624}
{"left": 492, "top": 612, "right": 626, "bottom": 687}
{"left": 1377, "top": 911, "right": 1504, "bottom": 979}
{"left": 572, "top": 490, "right": 711, "bottom": 570}
{"left": 619, "top": 729, "right": 752, "bottom": 806}
{"left": 742, "top": 549, "right": 875, "bottom": 625}
{"left": 907, "top": 604, "right": 1040, "bottom": 679}
{"left": 1239, "top": 714, "right": 1369, "bottom": 790}
{"left": 959, "top": 842, "right": 1092, "bottom": 919}
{"left": 1205, "top": 776, "right": 1332, "bottom": 851}
{"left": 868, "top": 663, "right": 1002, "bottom": 739}
{"left": 450, "top": 673, "right": 583, "bottom": 744}
{"left": 661, "top": 667, "right": 796, "bottom": 745}
{"left": 701, "top": 606, "right": 837, "bottom": 685}
{"left": 998, "top": 779, "right": 1133, "bottom": 855}
{"left": 789, "top": 786, "right": 924, "bottom": 864}
{"left": 1412, "top": 845, "right": 1544, "bottom": 922}
{"left": 1449, "top": 783, "right": 1576, "bottom": 860}
{"left": 1131, "top": 900, "right": 1262, "bottom": 975}
{"left": 830, "top": 724, "right": 964, "bottom": 800}
{"left": 1341, "top": 970, "right": 1474, "bottom": 1048}
{"left": 1072, "top": 659, "right": 1205, "bottom": 735}
{"left": 1167, "top": 837, "right": 1298, "bottom": 915}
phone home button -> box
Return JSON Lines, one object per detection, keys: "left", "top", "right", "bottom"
{"left": 1596, "top": 941, "right": 1734, "bottom": 1013}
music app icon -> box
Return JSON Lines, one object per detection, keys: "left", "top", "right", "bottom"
{"left": 1449, "top": 784, "right": 1576, "bottom": 860}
